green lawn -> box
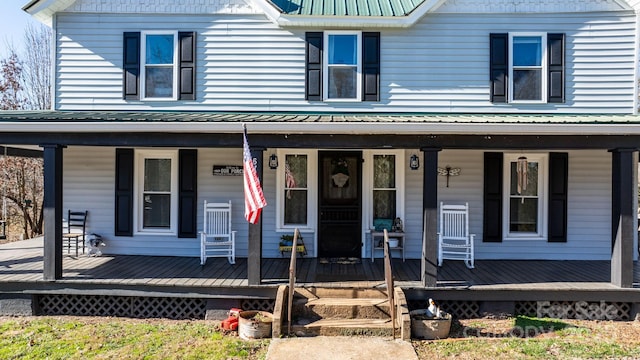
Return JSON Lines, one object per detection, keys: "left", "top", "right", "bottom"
{"left": 0, "top": 317, "right": 269, "bottom": 360}
{"left": 2, "top": 315, "right": 640, "bottom": 359}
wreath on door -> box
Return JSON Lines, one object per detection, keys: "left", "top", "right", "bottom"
{"left": 331, "top": 158, "right": 350, "bottom": 188}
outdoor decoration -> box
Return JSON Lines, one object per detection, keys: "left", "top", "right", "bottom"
{"left": 517, "top": 156, "right": 528, "bottom": 194}
{"left": 393, "top": 217, "right": 403, "bottom": 232}
{"left": 285, "top": 162, "right": 296, "bottom": 199}
{"left": 410, "top": 298, "right": 452, "bottom": 340}
{"left": 437, "top": 166, "right": 461, "bottom": 187}
{"left": 238, "top": 310, "right": 273, "bottom": 340}
{"left": 331, "top": 157, "right": 350, "bottom": 187}
{"left": 86, "top": 233, "right": 106, "bottom": 256}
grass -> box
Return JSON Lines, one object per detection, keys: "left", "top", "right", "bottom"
{"left": 0, "top": 316, "right": 269, "bottom": 360}
{"left": 3, "top": 315, "right": 640, "bottom": 359}
{"left": 414, "top": 315, "right": 640, "bottom": 359}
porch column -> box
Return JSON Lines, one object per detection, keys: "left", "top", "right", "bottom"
{"left": 610, "top": 148, "right": 637, "bottom": 288}
{"left": 247, "top": 147, "right": 265, "bottom": 285}
{"left": 421, "top": 148, "right": 440, "bottom": 287}
{"left": 42, "top": 144, "right": 64, "bottom": 281}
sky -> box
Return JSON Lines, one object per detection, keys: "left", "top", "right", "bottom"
{"left": 0, "top": 0, "right": 40, "bottom": 56}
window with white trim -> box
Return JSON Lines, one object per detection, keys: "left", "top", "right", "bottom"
{"left": 141, "top": 31, "right": 178, "bottom": 100}
{"left": 509, "top": 33, "right": 547, "bottom": 103}
{"left": 277, "top": 150, "right": 317, "bottom": 229}
{"left": 503, "top": 153, "right": 547, "bottom": 239}
{"left": 135, "top": 150, "right": 178, "bottom": 234}
{"left": 324, "top": 31, "right": 361, "bottom": 101}
{"left": 364, "top": 151, "right": 404, "bottom": 230}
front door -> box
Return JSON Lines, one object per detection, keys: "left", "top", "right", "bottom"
{"left": 318, "top": 151, "right": 362, "bottom": 258}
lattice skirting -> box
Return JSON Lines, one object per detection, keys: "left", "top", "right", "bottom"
{"left": 516, "top": 301, "right": 632, "bottom": 321}
{"left": 36, "top": 295, "right": 276, "bottom": 319}
{"left": 409, "top": 299, "right": 481, "bottom": 319}
{"left": 409, "top": 300, "right": 632, "bottom": 321}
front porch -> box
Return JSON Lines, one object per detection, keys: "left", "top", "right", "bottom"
{"left": 2, "top": 238, "right": 639, "bottom": 292}
{"left": 2, "top": 238, "right": 639, "bottom": 320}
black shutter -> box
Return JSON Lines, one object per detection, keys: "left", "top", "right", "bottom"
{"left": 490, "top": 33, "right": 508, "bottom": 103}
{"left": 362, "top": 32, "right": 380, "bottom": 102}
{"left": 115, "top": 148, "right": 134, "bottom": 236}
{"left": 123, "top": 32, "right": 140, "bottom": 100}
{"left": 178, "top": 149, "right": 198, "bottom": 238}
{"left": 306, "top": 32, "right": 323, "bottom": 101}
{"left": 178, "top": 31, "right": 196, "bottom": 100}
{"left": 483, "top": 152, "right": 503, "bottom": 242}
{"left": 547, "top": 33, "right": 565, "bottom": 103}
{"left": 548, "top": 152, "right": 568, "bottom": 242}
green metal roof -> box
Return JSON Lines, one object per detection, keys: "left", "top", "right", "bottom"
{"left": 1, "top": 111, "right": 640, "bottom": 124}
{"left": 268, "top": 0, "right": 425, "bottom": 16}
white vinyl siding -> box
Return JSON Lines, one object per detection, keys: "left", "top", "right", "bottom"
{"left": 54, "top": 11, "right": 637, "bottom": 113}
{"left": 61, "top": 147, "right": 630, "bottom": 260}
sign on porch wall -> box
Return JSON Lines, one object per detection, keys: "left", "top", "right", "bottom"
{"left": 213, "top": 165, "right": 243, "bottom": 176}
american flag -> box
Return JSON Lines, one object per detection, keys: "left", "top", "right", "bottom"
{"left": 243, "top": 125, "right": 267, "bottom": 224}
{"left": 285, "top": 162, "right": 296, "bottom": 199}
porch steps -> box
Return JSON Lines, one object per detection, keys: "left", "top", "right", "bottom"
{"left": 284, "top": 287, "right": 406, "bottom": 338}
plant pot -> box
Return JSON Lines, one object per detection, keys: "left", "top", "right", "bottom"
{"left": 238, "top": 310, "right": 273, "bottom": 340}
{"left": 410, "top": 310, "right": 451, "bottom": 339}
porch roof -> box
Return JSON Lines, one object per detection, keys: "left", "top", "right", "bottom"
{"left": 2, "top": 111, "right": 640, "bottom": 136}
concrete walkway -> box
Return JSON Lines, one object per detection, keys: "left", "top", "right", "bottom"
{"left": 265, "top": 336, "right": 418, "bottom": 360}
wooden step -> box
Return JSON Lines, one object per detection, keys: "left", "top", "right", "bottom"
{"left": 294, "top": 297, "right": 391, "bottom": 320}
{"left": 291, "top": 318, "right": 395, "bottom": 337}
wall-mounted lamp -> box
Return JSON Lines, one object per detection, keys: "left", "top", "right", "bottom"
{"left": 268, "top": 154, "right": 279, "bottom": 169}
{"left": 409, "top": 154, "right": 420, "bottom": 170}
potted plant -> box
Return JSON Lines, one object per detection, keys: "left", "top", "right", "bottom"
{"left": 238, "top": 310, "right": 273, "bottom": 339}
{"left": 279, "top": 233, "right": 303, "bottom": 247}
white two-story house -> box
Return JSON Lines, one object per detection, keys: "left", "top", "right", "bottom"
{"left": 2, "top": 0, "right": 639, "bottom": 287}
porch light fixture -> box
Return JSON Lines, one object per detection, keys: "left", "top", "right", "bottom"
{"left": 409, "top": 154, "right": 420, "bottom": 170}
{"left": 268, "top": 154, "right": 279, "bottom": 169}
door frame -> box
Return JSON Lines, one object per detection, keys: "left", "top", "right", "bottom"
{"left": 317, "top": 150, "right": 363, "bottom": 258}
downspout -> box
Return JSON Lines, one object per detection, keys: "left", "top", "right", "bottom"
{"left": 50, "top": 13, "right": 56, "bottom": 110}
{"left": 634, "top": 10, "right": 640, "bottom": 257}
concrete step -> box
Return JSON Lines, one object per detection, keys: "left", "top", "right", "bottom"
{"left": 293, "top": 297, "right": 391, "bottom": 320}
{"left": 297, "top": 287, "right": 389, "bottom": 299}
{"left": 291, "top": 318, "right": 396, "bottom": 337}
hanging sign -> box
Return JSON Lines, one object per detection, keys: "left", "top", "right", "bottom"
{"left": 213, "top": 165, "right": 243, "bottom": 176}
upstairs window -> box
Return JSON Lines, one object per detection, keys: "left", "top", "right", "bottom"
{"left": 325, "top": 32, "right": 361, "bottom": 101}
{"left": 142, "top": 32, "right": 178, "bottom": 100}
{"left": 123, "top": 31, "right": 196, "bottom": 101}
{"left": 490, "top": 33, "right": 564, "bottom": 104}
{"left": 510, "top": 34, "right": 546, "bottom": 103}
{"left": 305, "top": 32, "right": 379, "bottom": 102}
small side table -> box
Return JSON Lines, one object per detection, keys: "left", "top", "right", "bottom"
{"left": 370, "top": 231, "right": 405, "bottom": 262}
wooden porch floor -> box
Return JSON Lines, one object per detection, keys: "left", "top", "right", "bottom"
{"left": 1, "top": 238, "right": 639, "bottom": 292}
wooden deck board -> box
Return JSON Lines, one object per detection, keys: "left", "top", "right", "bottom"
{"left": 2, "top": 240, "right": 639, "bottom": 294}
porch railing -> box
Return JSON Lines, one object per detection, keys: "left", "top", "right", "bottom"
{"left": 287, "top": 228, "right": 300, "bottom": 335}
{"left": 383, "top": 229, "right": 396, "bottom": 339}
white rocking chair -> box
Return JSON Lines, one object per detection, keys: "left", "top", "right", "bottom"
{"left": 438, "top": 202, "right": 475, "bottom": 269}
{"left": 200, "top": 200, "right": 236, "bottom": 265}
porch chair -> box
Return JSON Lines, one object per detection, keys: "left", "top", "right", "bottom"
{"left": 62, "top": 210, "right": 88, "bottom": 257}
{"left": 438, "top": 202, "right": 475, "bottom": 269}
{"left": 200, "top": 200, "right": 236, "bottom": 265}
